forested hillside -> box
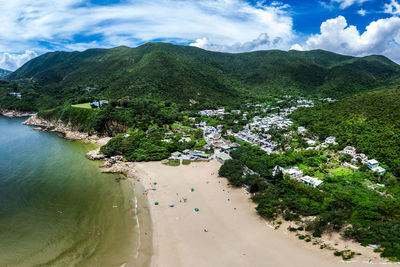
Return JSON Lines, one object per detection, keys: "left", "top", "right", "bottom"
{"left": 291, "top": 88, "right": 400, "bottom": 176}
{"left": 5, "top": 43, "right": 400, "bottom": 111}
{"left": 0, "top": 68, "right": 11, "bottom": 78}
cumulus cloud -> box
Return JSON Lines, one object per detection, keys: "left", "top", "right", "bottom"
{"left": 384, "top": 0, "right": 400, "bottom": 15}
{"left": 0, "top": 50, "right": 38, "bottom": 71}
{"left": 291, "top": 16, "right": 400, "bottom": 63}
{"left": 0, "top": 0, "right": 295, "bottom": 58}
{"left": 358, "top": 9, "right": 367, "bottom": 16}
{"left": 190, "top": 33, "right": 283, "bottom": 52}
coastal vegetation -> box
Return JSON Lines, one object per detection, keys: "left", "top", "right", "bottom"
{"left": 219, "top": 141, "right": 400, "bottom": 260}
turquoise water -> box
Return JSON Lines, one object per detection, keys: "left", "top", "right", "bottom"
{"left": 0, "top": 116, "right": 141, "bottom": 266}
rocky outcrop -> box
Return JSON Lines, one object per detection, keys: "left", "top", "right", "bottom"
{"left": 85, "top": 148, "right": 106, "bottom": 160}
{"left": 22, "top": 115, "right": 88, "bottom": 140}
{"left": 100, "top": 159, "right": 136, "bottom": 178}
{"left": 0, "top": 109, "right": 36, "bottom": 118}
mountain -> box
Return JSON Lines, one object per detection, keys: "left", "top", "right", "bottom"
{"left": 6, "top": 43, "right": 400, "bottom": 107}
{"left": 291, "top": 88, "right": 400, "bottom": 176}
{"left": 0, "top": 68, "right": 11, "bottom": 78}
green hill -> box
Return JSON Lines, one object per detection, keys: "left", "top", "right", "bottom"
{"left": 6, "top": 43, "right": 400, "bottom": 109}
{"left": 0, "top": 68, "right": 11, "bottom": 78}
{"left": 291, "top": 88, "right": 400, "bottom": 176}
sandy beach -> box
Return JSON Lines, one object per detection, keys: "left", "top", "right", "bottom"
{"left": 134, "top": 160, "right": 393, "bottom": 267}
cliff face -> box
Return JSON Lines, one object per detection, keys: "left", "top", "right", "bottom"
{"left": 22, "top": 115, "right": 88, "bottom": 140}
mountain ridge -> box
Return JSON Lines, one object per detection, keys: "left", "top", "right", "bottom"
{"left": 4, "top": 42, "right": 400, "bottom": 108}
{"left": 0, "top": 68, "right": 11, "bottom": 78}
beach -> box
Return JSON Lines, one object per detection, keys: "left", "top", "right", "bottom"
{"left": 134, "top": 160, "right": 391, "bottom": 267}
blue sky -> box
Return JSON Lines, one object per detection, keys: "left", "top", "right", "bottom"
{"left": 1, "top": 0, "right": 400, "bottom": 70}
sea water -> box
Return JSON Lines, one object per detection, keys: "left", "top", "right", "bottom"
{"left": 0, "top": 116, "right": 145, "bottom": 266}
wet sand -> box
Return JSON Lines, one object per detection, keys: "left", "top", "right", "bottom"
{"left": 134, "top": 160, "right": 392, "bottom": 267}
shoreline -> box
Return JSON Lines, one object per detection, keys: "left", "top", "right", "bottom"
{"left": 4, "top": 115, "right": 153, "bottom": 267}
{"left": 12, "top": 114, "right": 396, "bottom": 266}
{"left": 0, "top": 109, "right": 36, "bottom": 118}
{"left": 132, "top": 160, "right": 392, "bottom": 267}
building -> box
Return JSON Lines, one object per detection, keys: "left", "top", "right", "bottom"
{"left": 366, "top": 159, "right": 379, "bottom": 170}
{"left": 297, "top": 126, "right": 307, "bottom": 134}
{"left": 284, "top": 167, "right": 303, "bottom": 179}
{"left": 191, "top": 151, "right": 210, "bottom": 160}
{"left": 90, "top": 100, "right": 109, "bottom": 108}
{"left": 170, "top": 151, "right": 181, "bottom": 159}
{"left": 216, "top": 153, "right": 231, "bottom": 164}
{"left": 372, "top": 166, "right": 386, "bottom": 175}
{"left": 307, "top": 140, "right": 316, "bottom": 146}
{"left": 325, "top": 136, "right": 337, "bottom": 144}
{"left": 218, "top": 145, "right": 231, "bottom": 153}
{"left": 343, "top": 146, "right": 356, "bottom": 156}
{"left": 182, "top": 149, "right": 191, "bottom": 155}
{"left": 272, "top": 166, "right": 303, "bottom": 179}
{"left": 301, "top": 176, "right": 323, "bottom": 188}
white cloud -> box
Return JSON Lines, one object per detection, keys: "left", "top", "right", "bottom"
{"left": 358, "top": 9, "right": 367, "bottom": 16}
{"left": 190, "top": 33, "right": 283, "bottom": 52}
{"left": 290, "top": 44, "right": 304, "bottom": 51}
{"left": 0, "top": 51, "right": 38, "bottom": 71}
{"left": 384, "top": 0, "right": 400, "bottom": 15}
{"left": 0, "top": 0, "right": 295, "bottom": 63}
{"left": 292, "top": 16, "right": 400, "bottom": 63}
{"left": 329, "top": 0, "right": 369, "bottom": 9}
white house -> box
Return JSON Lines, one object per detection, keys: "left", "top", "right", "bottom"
{"left": 307, "top": 140, "right": 316, "bottom": 146}
{"left": 301, "top": 176, "right": 323, "bottom": 188}
{"left": 284, "top": 167, "right": 303, "bottom": 179}
{"left": 343, "top": 146, "right": 356, "bottom": 156}
{"left": 325, "top": 136, "right": 337, "bottom": 144}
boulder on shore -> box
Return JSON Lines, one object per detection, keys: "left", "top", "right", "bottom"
{"left": 85, "top": 148, "right": 106, "bottom": 160}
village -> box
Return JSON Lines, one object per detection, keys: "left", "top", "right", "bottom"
{"left": 166, "top": 96, "right": 387, "bottom": 191}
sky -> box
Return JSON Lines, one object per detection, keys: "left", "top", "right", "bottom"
{"left": 1, "top": 0, "right": 400, "bottom": 70}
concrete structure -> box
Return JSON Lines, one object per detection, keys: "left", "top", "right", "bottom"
{"left": 90, "top": 100, "right": 109, "bottom": 107}
{"left": 325, "top": 136, "right": 337, "bottom": 144}
{"left": 372, "top": 166, "right": 386, "bottom": 175}
{"left": 216, "top": 153, "right": 231, "bottom": 164}
{"left": 301, "top": 176, "right": 323, "bottom": 188}
{"left": 307, "top": 140, "right": 316, "bottom": 146}
{"left": 366, "top": 159, "right": 379, "bottom": 170}
{"left": 343, "top": 146, "right": 356, "bottom": 156}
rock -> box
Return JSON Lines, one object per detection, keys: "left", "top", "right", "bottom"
{"left": 83, "top": 140, "right": 91, "bottom": 144}
{"left": 22, "top": 115, "right": 88, "bottom": 140}
{"left": 85, "top": 148, "right": 106, "bottom": 160}
{"left": 0, "top": 110, "right": 36, "bottom": 118}
{"left": 101, "top": 162, "right": 136, "bottom": 177}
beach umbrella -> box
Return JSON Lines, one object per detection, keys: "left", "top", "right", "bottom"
{"left": 190, "top": 188, "right": 195, "bottom": 192}
{"left": 169, "top": 203, "right": 174, "bottom": 207}
{"left": 154, "top": 202, "right": 159, "bottom": 205}
{"left": 194, "top": 208, "right": 199, "bottom": 212}
{"left": 153, "top": 182, "right": 157, "bottom": 185}
{"left": 152, "top": 188, "right": 157, "bottom": 191}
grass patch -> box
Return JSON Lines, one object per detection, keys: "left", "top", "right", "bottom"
{"left": 329, "top": 167, "right": 353, "bottom": 176}
{"left": 71, "top": 103, "right": 92, "bottom": 109}
{"left": 171, "top": 122, "right": 196, "bottom": 132}
{"left": 182, "top": 159, "right": 191, "bottom": 165}
{"left": 163, "top": 159, "right": 180, "bottom": 167}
